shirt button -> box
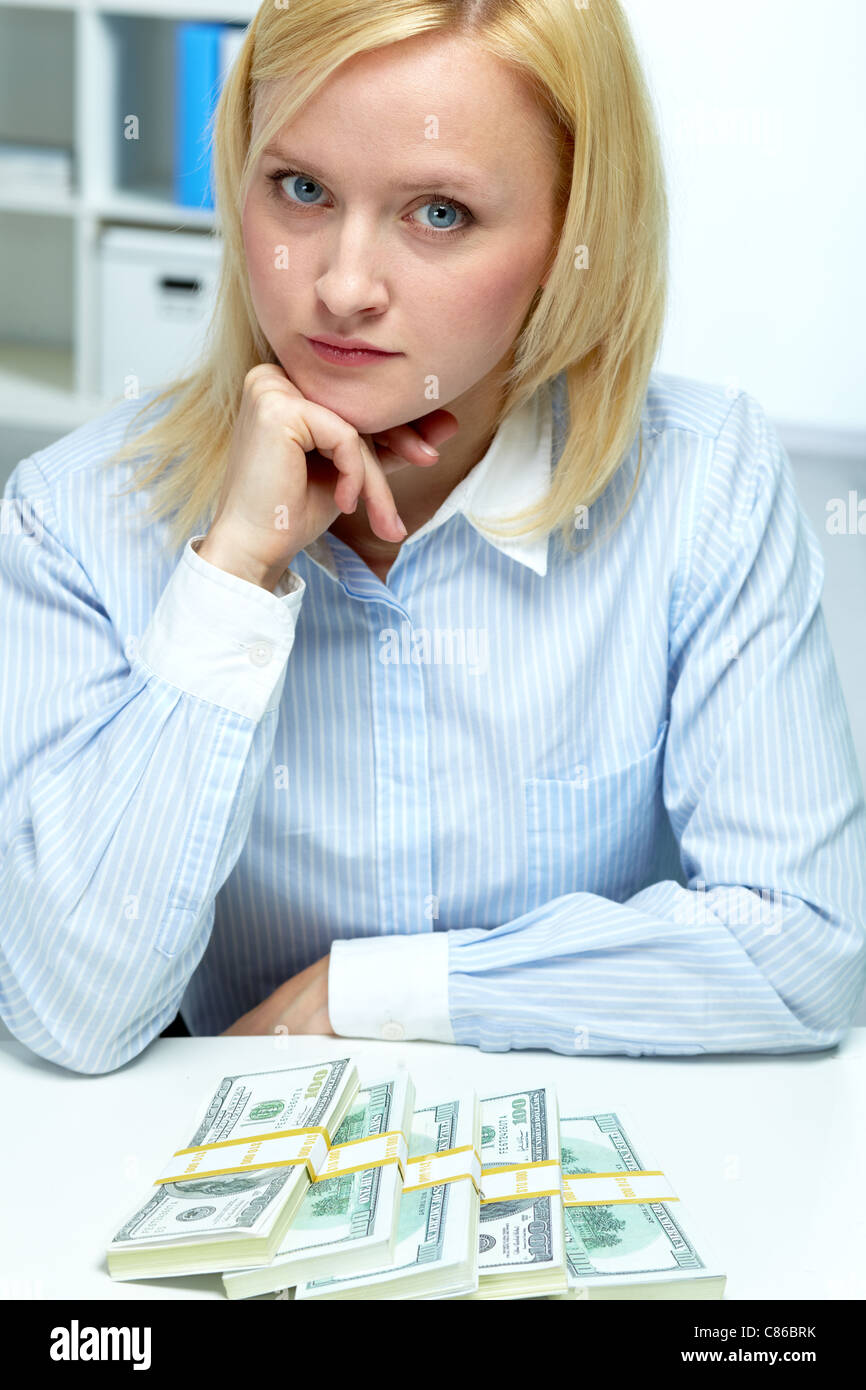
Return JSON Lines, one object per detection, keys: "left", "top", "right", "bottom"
{"left": 381, "top": 1021, "right": 405, "bottom": 1041}
{"left": 249, "top": 641, "right": 273, "bottom": 667}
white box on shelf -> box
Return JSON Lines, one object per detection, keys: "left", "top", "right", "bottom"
{"left": 0, "top": 140, "right": 74, "bottom": 197}
{"left": 98, "top": 225, "right": 223, "bottom": 399}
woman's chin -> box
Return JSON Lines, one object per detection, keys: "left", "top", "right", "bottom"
{"left": 271, "top": 351, "right": 440, "bottom": 437}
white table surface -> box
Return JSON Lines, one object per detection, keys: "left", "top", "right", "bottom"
{"left": 2, "top": 1029, "right": 864, "bottom": 1301}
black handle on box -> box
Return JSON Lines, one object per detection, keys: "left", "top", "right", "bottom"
{"left": 158, "top": 276, "right": 202, "bottom": 294}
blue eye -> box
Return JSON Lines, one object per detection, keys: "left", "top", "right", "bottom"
{"left": 265, "top": 167, "right": 474, "bottom": 239}
{"left": 273, "top": 170, "right": 324, "bottom": 205}
{"left": 413, "top": 199, "right": 465, "bottom": 232}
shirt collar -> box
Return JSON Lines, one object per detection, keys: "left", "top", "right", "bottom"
{"left": 304, "top": 378, "right": 555, "bottom": 580}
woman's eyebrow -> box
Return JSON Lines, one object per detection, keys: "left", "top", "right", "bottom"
{"left": 260, "top": 144, "right": 487, "bottom": 195}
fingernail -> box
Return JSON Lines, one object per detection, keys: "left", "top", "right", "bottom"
{"left": 397, "top": 519, "right": 408, "bottom": 538}
{"left": 418, "top": 442, "right": 439, "bottom": 458}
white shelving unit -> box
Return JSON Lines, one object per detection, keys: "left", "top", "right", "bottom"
{"left": 0, "top": 0, "right": 256, "bottom": 432}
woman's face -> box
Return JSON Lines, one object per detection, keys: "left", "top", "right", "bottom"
{"left": 241, "top": 31, "right": 563, "bottom": 435}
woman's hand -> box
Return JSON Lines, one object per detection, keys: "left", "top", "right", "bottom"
{"left": 220, "top": 953, "right": 335, "bottom": 1036}
{"left": 202, "top": 363, "right": 458, "bottom": 587}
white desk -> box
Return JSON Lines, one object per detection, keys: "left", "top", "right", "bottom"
{"left": 1, "top": 1030, "right": 864, "bottom": 1301}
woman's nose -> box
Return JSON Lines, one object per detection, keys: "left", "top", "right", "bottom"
{"left": 314, "top": 220, "right": 389, "bottom": 317}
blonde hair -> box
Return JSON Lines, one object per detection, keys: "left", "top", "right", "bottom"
{"left": 105, "top": 0, "right": 669, "bottom": 559}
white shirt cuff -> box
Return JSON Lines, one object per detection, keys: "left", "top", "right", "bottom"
{"left": 137, "top": 534, "right": 306, "bottom": 721}
{"left": 328, "top": 934, "right": 455, "bottom": 1044}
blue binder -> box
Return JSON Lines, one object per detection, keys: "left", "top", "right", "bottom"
{"left": 174, "top": 22, "right": 225, "bottom": 210}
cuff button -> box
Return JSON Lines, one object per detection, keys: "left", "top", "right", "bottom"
{"left": 249, "top": 641, "right": 274, "bottom": 667}
{"left": 381, "top": 1021, "right": 405, "bottom": 1041}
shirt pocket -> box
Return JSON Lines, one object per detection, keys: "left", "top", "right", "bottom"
{"left": 523, "top": 719, "right": 669, "bottom": 903}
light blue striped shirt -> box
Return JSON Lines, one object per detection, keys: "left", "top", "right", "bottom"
{"left": 1, "top": 370, "right": 864, "bottom": 1074}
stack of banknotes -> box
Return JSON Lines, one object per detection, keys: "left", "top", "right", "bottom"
{"left": 106, "top": 1057, "right": 360, "bottom": 1278}
{"left": 106, "top": 1055, "right": 726, "bottom": 1299}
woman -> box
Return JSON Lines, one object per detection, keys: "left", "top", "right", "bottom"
{"left": 1, "top": 0, "right": 864, "bottom": 1073}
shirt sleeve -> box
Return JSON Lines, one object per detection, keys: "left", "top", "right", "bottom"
{"left": 140, "top": 533, "right": 304, "bottom": 722}
{"left": 0, "top": 455, "right": 306, "bottom": 1074}
{"left": 328, "top": 934, "right": 454, "bottom": 1043}
{"left": 340, "top": 391, "right": 866, "bottom": 1057}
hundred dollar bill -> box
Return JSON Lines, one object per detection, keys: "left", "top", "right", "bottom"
{"left": 549, "top": 1111, "right": 726, "bottom": 1300}
{"left": 294, "top": 1087, "right": 481, "bottom": 1300}
{"left": 106, "top": 1057, "right": 359, "bottom": 1280}
{"left": 221, "top": 1068, "right": 415, "bottom": 1299}
{"left": 455, "top": 1085, "right": 568, "bottom": 1299}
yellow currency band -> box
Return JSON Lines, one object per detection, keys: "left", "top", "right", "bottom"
{"left": 405, "top": 1143, "right": 477, "bottom": 1167}
{"left": 562, "top": 1167, "right": 680, "bottom": 1206}
{"left": 482, "top": 1158, "right": 560, "bottom": 1177}
{"left": 327, "top": 1128, "right": 408, "bottom": 1155}
{"left": 402, "top": 1144, "right": 483, "bottom": 1196}
{"left": 153, "top": 1126, "right": 332, "bottom": 1185}
{"left": 311, "top": 1130, "right": 410, "bottom": 1183}
{"left": 169, "top": 1124, "right": 333, "bottom": 1156}
{"left": 155, "top": 1156, "right": 319, "bottom": 1184}
{"left": 479, "top": 1157, "right": 562, "bottom": 1204}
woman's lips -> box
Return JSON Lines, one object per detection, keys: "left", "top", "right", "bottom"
{"left": 306, "top": 337, "right": 400, "bottom": 366}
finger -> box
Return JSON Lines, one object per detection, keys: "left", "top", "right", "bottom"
{"left": 298, "top": 1005, "right": 334, "bottom": 1036}
{"left": 316, "top": 1008, "right": 336, "bottom": 1036}
{"left": 245, "top": 367, "right": 308, "bottom": 411}
{"left": 334, "top": 433, "right": 407, "bottom": 541}
{"left": 289, "top": 401, "right": 368, "bottom": 515}
{"left": 369, "top": 438, "right": 416, "bottom": 476}
{"left": 411, "top": 409, "right": 461, "bottom": 449}
{"left": 280, "top": 998, "right": 321, "bottom": 1037}
{"left": 371, "top": 424, "right": 441, "bottom": 467}
{"left": 373, "top": 411, "right": 460, "bottom": 465}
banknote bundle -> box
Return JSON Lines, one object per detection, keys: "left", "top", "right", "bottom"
{"left": 547, "top": 1110, "right": 727, "bottom": 1300}
{"left": 452, "top": 1085, "right": 569, "bottom": 1299}
{"left": 461, "top": 1104, "right": 725, "bottom": 1301}
{"left": 294, "top": 1086, "right": 482, "bottom": 1299}
{"left": 222, "top": 1069, "right": 416, "bottom": 1299}
{"left": 106, "top": 1057, "right": 359, "bottom": 1279}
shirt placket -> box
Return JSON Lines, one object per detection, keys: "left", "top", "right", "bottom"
{"left": 325, "top": 536, "right": 435, "bottom": 939}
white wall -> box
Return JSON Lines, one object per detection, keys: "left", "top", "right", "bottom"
{"left": 626, "top": 0, "right": 866, "bottom": 433}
